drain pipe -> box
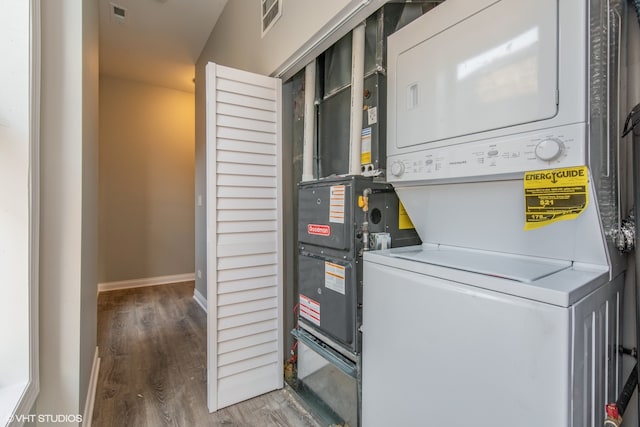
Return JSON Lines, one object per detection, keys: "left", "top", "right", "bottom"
{"left": 348, "top": 23, "right": 366, "bottom": 176}
{"left": 302, "top": 60, "right": 316, "bottom": 182}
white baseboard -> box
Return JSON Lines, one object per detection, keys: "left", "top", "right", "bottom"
{"left": 82, "top": 347, "right": 100, "bottom": 427}
{"left": 98, "top": 273, "right": 195, "bottom": 293}
{"left": 193, "top": 288, "right": 207, "bottom": 313}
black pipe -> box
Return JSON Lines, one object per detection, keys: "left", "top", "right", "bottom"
{"left": 368, "top": 188, "right": 395, "bottom": 194}
{"left": 622, "top": 104, "right": 640, "bottom": 138}
{"left": 619, "top": 345, "right": 639, "bottom": 358}
{"left": 618, "top": 364, "right": 638, "bottom": 416}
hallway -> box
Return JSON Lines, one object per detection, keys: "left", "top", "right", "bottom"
{"left": 92, "top": 283, "right": 319, "bottom": 427}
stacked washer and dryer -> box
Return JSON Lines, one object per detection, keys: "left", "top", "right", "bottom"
{"left": 362, "top": 0, "right": 630, "bottom": 426}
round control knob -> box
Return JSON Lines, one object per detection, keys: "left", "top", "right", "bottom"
{"left": 535, "top": 138, "right": 564, "bottom": 161}
{"left": 390, "top": 161, "right": 405, "bottom": 177}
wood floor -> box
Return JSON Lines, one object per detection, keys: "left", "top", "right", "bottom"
{"left": 92, "top": 282, "right": 320, "bottom": 427}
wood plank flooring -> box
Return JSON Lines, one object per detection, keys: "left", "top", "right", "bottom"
{"left": 92, "top": 282, "right": 320, "bottom": 427}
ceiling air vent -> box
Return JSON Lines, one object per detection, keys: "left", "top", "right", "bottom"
{"left": 110, "top": 3, "right": 127, "bottom": 24}
{"left": 261, "top": 0, "right": 282, "bottom": 38}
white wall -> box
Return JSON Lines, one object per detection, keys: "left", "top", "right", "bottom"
{"left": 98, "top": 76, "right": 195, "bottom": 283}
{"left": 38, "top": 0, "right": 99, "bottom": 422}
{"left": 0, "top": 0, "right": 30, "bottom": 389}
{"left": 197, "top": 0, "right": 352, "bottom": 77}
{"left": 80, "top": 0, "right": 99, "bottom": 407}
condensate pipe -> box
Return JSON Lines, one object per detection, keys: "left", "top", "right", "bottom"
{"left": 302, "top": 60, "right": 316, "bottom": 182}
{"left": 348, "top": 23, "right": 366, "bottom": 176}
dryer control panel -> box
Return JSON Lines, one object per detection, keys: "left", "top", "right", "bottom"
{"left": 387, "top": 124, "right": 585, "bottom": 182}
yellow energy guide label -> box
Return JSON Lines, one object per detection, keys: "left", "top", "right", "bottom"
{"left": 398, "top": 201, "right": 415, "bottom": 230}
{"left": 524, "top": 166, "right": 589, "bottom": 231}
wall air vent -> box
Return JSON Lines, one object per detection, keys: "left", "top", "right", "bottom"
{"left": 261, "top": 0, "right": 282, "bottom": 38}
{"left": 110, "top": 3, "right": 127, "bottom": 24}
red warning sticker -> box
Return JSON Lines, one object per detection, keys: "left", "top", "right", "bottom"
{"left": 299, "top": 294, "right": 320, "bottom": 326}
{"left": 307, "top": 224, "right": 331, "bottom": 236}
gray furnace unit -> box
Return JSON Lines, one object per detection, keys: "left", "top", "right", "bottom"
{"left": 296, "top": 175, "right": 420, "bottom": 355}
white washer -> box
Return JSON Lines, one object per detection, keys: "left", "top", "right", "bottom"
{"left": 362, "top": 245, "right": 623, "bottom": 427}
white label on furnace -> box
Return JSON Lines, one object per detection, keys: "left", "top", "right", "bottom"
{"left": 299, "top": 294, "right": 320, "bottom": 326}
{"left": 325, "top": 262, "right": 346, "bottom": 295}
{"left": 367, "top": 106, "right": 378, "bottom": 125}
{"left": 329, "top": 185, "right": 345, "bottom": 224}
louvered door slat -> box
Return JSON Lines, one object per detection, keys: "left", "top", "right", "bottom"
{"left": 206, "top": 62, "right": 283, "bottom": 412}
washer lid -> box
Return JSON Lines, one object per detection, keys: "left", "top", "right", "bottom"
{"left": 394, "top": 247, "right": 571, "bottom": 284}
{"left": 365, "top": 244, "right": 610, "bottom": 306}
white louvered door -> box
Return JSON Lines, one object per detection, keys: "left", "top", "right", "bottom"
{"left": 205, "top": 63, "right": 283, "bottom": 411}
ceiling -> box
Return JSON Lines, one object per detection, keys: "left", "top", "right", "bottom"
{"left": 99, "top": 0, "right": 228, "bottom": 93}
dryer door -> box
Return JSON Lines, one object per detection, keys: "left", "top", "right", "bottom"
{"left": 392, "top": 0, "right": 558, "bottom": 149}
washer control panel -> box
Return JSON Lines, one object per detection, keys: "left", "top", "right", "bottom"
{"left": 388, "top": 125, "right": 585, "bottom": 182}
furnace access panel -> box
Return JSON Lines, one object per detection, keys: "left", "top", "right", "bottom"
{"left": 297, "top": 176, "right": 420, "bottom": 353}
